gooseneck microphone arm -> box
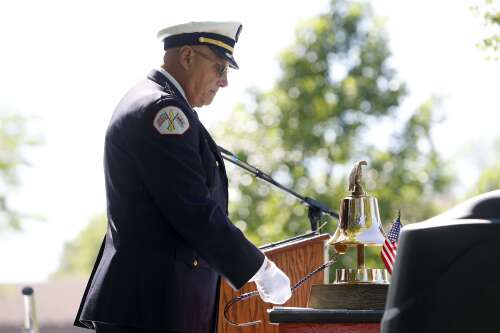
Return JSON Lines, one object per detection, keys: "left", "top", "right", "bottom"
{"left": 217, "top": 145, "right": 339, "bottom": 232}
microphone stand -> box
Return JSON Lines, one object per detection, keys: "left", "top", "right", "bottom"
{"left": 217, "top": 146, "right": 339, "bottom": 237}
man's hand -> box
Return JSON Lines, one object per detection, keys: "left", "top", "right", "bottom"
{"left": 251, "top": 257, "right": 292, "bottom": 304}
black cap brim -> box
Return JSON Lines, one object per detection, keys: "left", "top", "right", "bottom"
{"left": 208, "top": 45, "right": 239, "bottom": 69}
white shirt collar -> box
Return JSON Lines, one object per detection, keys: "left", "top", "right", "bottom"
{"left": 156, "top": 67, "right": 188, "bottom": 102}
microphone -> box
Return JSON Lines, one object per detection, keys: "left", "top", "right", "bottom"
{"left": 22, "top": 286, "right": 40, "bottom": 333}
{"left": 217, "top": 145, "right": 339, "bottom": 232}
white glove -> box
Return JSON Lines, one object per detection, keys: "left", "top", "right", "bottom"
{"left": 250, "top": 257, "right": 292, "bottom": 304}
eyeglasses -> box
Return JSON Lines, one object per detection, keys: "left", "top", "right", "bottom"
{"left": 192, "top": 49, "right": 228, "bottom": 78}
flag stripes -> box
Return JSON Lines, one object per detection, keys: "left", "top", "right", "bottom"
{"left": 380, "top": 214, "right": 402, "bottom": 274}
{"left": 381, "top": 238, "right": 397, "bottom": 273}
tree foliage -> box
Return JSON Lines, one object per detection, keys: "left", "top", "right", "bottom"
{"left": 51, "top": 214, "right": 106, "bottom": 278}
{"left": 472, "top": 0, "right": 500, "bottom": 60}
{"left": 214, "top": 0, "right": 452, "bottom": 270}
{"left": 54, "top": 0, "right": 454, "bottom": 277}
{"left": 0, "top": 110, "right": 39, "bottom": 232}
{"left": 470, "top": 163, "right": 500, "bottom": 194}
{"left": 466, "top": 139, "right": 500, "bottom": 197}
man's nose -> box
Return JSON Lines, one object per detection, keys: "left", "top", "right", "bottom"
{"left": 218, "top": 72, "right": 228, "bottom": 88}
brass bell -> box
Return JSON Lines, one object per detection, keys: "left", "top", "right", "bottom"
{"left": 327, "top": 160, "right": 385, "bottom": 248}
{"left": 327, "top": 160, "right": 388, "bottom": 284}
{"left": 308, "top": 160, "right": 390, "bottom": 312}
{"left": 309, "top": 160, "right": 389, "bottom": 310}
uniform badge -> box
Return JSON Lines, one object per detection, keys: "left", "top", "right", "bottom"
{"left": 153, "top": 106, "right": 190, "bottom": 135}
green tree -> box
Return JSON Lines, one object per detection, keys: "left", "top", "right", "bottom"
{"left": 472, "top": 0, "right": 500, "bottom": 60}
{"left": 367, "top": 98, "right": 452, "bottom": 224}
{"left": 53, "top": 0, "right": 454, "bottom": 277}
{"left": 465, "top": 139, "right": 500, "bottom": 197}
{"left": 0, "top": 110, "right": 40, "bottom": 232}
{"left": 468, "top": 0, "right": 500, "bottom": 194}
{"left": 51, "top": 214, "right": 106, "bottom": 278}
{"left": 469, "top": 163, "right": 500, "bottom": 194}
{"left": 214, "top": 0, "right": 452, "bottom": 270}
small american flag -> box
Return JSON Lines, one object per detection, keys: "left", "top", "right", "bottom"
{"left": 381, "top": 212, "right": 402, "bottom": 274}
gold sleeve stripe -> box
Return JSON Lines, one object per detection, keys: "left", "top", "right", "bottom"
{"left": 198, "top": 37, "right": 234, "bottom": 53}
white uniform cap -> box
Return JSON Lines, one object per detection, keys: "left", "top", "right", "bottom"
{"left": 157, "top": 21, "right": 243, "bottom": 69}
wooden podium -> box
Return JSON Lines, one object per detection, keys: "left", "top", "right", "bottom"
{"left": 217, "top": 233, "right": 330, "bottom": 333}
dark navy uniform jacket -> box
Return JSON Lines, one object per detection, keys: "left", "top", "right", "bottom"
{"left": 74, "top": 69, "right": 265, "bottom": 333}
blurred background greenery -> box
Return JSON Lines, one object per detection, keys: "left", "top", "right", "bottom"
{"left": 0, "top": 111, "right": 41, "bottom": 232}
{"left": 1, "top": 0, "right": 499, "bottom": 280}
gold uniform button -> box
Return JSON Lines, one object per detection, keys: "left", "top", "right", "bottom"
{"left": 215, "top": 161, "right": 219, "bottom": 167}
{"left": 193, "top": 259, "right": 198, "bottom": 267}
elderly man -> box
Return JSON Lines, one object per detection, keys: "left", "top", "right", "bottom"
{"left": 74, "top": 22, "right": 292, "bottom": 333}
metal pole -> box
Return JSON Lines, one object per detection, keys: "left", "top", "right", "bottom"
{"left": 22, "top": 287, "right": 39, "bottom": 333}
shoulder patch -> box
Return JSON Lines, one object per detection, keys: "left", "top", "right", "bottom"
{"left": 153, "top": 106, "right": 190, "bottom": 135}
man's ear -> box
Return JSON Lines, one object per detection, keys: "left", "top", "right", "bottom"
{"left": 178, "top": 46, "right": 193, "bottom": 70}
